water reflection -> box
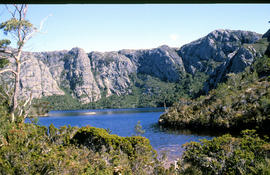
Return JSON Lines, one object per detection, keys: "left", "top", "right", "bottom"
{"left": 47, "top": 107, "right": 165, "bottom": 117}
{"left": 150, "top": 123, "right": 225, "bottom": 137}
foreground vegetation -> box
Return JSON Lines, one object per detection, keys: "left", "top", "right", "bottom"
{"left": 0, "top": 88, "right": 173, "bottom": 174}
{"left": 0, "top": 118, "right": 171, "bottom": 174}
{"left": 179, "top": 130, "right": 270, "bottom": 174}
{"left": 1, "top": 116, "right": 270, "bottom": 174}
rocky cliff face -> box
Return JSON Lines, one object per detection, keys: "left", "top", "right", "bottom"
{"left": 117, "top": 45, "right": 185, "bottom": 82}
{"left": 5, "top": 29, "right": 264, "bottom": 104}
{"left": 177, "top": 29, "right": 262, "bottom": 92}
{"left": 179, "top": 29, "right": 261, "bottom": 74}
{"left": 133, "top": 45, "right": 185, "bottom": 82}
{"left": 31, "top": 48, "right": 101, "bottom": 104}
{"left": 20, "top": 53, "right": 65, "bottom": 99}
{"left": 62, "top": 48, "right": 101, "bottom": 103}
{"left": 89, "top": 50, "right": 136, "bottom": 97}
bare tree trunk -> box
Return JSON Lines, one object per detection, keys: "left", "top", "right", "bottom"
{"left": 10, "top": 5, "right": 24, "bottom": 122}
{"left": 11, "top": 51, "right": 21, "bottom": 122}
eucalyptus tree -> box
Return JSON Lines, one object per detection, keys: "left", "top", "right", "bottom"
{"left": 0, "top": 5, "right": 44, "bottom": 122}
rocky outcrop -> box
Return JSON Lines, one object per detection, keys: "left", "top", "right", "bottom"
{"left": 203, "top": 45, "right": 258, "bottom": 92}
{"left": 1, "top": 29, "right": 264, "bottom": 104}
{"left": 262, "top": 29, "right": 270, "bottom": 41}
{"left": 89, "top": 51, "right": 136, "bottom": 97}
{"left": 31, "top": 48, "right": 101, "bottom": 103}
{"left": 119, "top": 45, "right": 185, "bottom": 82}
{"left": 62, "top": 48, "right": 101, "bottom": 103}
{"left": 20, "top": 53, "right": 65, "bottom": 99}
{"left": 177, "top": 29, "right": 261, "bottom": 93}
{"left": 136, "top": 45, "right": 185, "bottom": 82}
{"left": 179, "top": 29, "right": 261, "bottom": 74}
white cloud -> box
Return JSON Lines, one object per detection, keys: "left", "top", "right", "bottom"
{"left": 169, "top": 34, "right": 179, "bottom": 41}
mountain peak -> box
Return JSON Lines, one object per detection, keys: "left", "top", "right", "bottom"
{"left": 262, "top": 29, "right": 270, "bottom": 41}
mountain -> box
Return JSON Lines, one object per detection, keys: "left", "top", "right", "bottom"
{"left": 158, "top": 30, "right": 270, "bottom": 132}
{"left": 177, "top": 29, "right": 263, "bottom": 93}
{"left": 0, "top": 29, "right": 266, "bottom": 110}
{"left": 159, "top": 55, "right": 270, "bottom": 132}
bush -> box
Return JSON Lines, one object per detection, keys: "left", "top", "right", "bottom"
{"left": 180, "top": 130, "right": 270, "bottom": 175}
{"left": 71, "top": 126, "right": 156, "bottom": 163}
{"left": 0, "top": 119, "right": 173, "bottom": 175}
{"left": 255, "top": 56, "right": 270, "bottom": 78}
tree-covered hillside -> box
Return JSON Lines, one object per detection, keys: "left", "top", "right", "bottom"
{"left": 159, "top": 39, "right": 270, "bottom": 132}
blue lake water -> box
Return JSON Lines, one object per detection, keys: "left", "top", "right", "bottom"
{"left": 26, "top": 108, "right": 212, "bottom": 160}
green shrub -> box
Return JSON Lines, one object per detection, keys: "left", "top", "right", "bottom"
{"left": 180, "top": 130, "right": 270, "bottom": 175}
{"left": 0, "top": 121, "right": 167, "bottom": 175}
{"left": 71, "top": 126, "right": 155, "bottom": 160}
{"left": 255, "top": 56, "right": 270, "bottom": 77}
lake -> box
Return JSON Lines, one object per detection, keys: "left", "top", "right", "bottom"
{"left": 26, "top": 108, "right": 212, "bottom": 161}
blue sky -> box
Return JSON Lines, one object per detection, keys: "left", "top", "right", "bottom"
{"left": 0, "top": 4, "right": 269, "bottom": 52}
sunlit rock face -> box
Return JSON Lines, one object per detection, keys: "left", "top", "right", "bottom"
{"left": 9, "top": 29, "right": 262, "bottom": 103}
{"left": 177, "top": 29, "right": 261, "bottom": 92}
{"left": 20, "top": 53, "right": 65, "bottom": 99}
{"left": 178, "top": 29, "right": 261, "bottom": 74}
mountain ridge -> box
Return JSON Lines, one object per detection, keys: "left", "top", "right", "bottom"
{"left": 1, "top": 29, "right": 266, "bottom": 109}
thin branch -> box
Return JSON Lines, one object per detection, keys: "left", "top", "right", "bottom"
{"left": 6, "top": 31, "right": 19, "bottom": 42}
{"left": 25, "top": 14, "right": 52, "bottom": 41}
{"left": 0, "top": 49, "right": 17, "bottom": 61}
{"left": 20, "top": 94, "right": 32, "bottom": 118}
{"left": 19, "top": 5, "right": 24, "bottom": 16}
{"left": 0, "top": 92, "right": 8, "bottom": 100}
{"left": 22, "top": 5, "right": 28, "bottom": 19}
{"left": 5, "top": 5, "right": 16, "bottom": 18}
{"left": 0, "top": 88, "right": 12, "bottom": 104}
{"left": 39, "top": 14, "right": 52, "bottom": 31}
{"left": 14, "top": 4, "right": 22, "bottom": 20}
{"left": 18, "top": 108, "right": 23, "bottom": 117}
{"left": 14, "top": 4, "right": 19, "bottom": 11}
{"left": 0, "top": 68, "right": 17, "bottom": 75}
{"left": 23, "top": 101, "right": 32, "bottom": 119}
{"left": 23, "top": 95, "right": 32, "bottom": 108}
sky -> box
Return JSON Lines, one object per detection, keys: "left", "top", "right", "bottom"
{"left": 0, "top": 4, "right": 269, "bottom": 53}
